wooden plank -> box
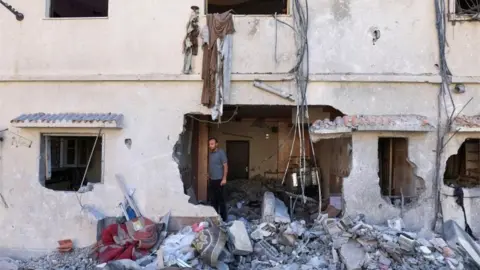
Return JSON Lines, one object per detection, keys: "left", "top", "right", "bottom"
{"left": 197, "top": 121, "right": 209, "bottom": 201}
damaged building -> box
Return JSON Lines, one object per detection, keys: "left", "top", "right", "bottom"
{"left": 1, "top": 0, "right": 480, "bottom": 258}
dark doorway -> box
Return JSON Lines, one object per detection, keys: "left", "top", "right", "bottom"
{"left": 226, "top": 140, "right": 250, "bottom": 180}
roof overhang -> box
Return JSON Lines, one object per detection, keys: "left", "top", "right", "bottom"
{"left": 11, "top": 113, "right": 124, "bottom": 129}
{"left": 451, "top": 115, "right": 480, "bottom": 132}
{"left": 310, "top": 115, "right": 434, "bottom": 139}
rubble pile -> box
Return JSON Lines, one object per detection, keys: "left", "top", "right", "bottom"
{"left": 135, "top": 190, "right": 476, "bottom": 270}
{"left": 4, "top": 180, "right": 480, "bottom": 270}
{"left": 14, "top": 247, "right": 96, "bottom": 270}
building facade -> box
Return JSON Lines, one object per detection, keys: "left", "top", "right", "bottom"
{"left": 0, "top": 0, "right": 480, "bottom": 253}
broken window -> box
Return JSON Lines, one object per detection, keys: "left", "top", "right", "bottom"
{"left": 206, "top": 0, "right": 288, "bottom": 15}
{"left": 456, "top": 0, "right": 480, "bottom": 15}
{"left": 40, "top": 135, "right": 103, "bottom": 191}
{"left": 378, "top": 138, "right": 417, "bottom": 206}
{"left": 444, "top": 139, "right": 480, "bottom": 188}
{"left": 449, "top": 0, "right": 480, "bottom": 20}
{"left": 47, "top": 0, "right": 109, "bottom": 18}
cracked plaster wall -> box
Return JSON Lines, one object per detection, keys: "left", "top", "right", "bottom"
{"left": 440, "top": 133, "right": 480, "bottom": 236}
{"left": 0, "top": 0, "right": 480, "bottom": 255}
{"left": 0, "top": 0, "right": 479, "bottom": 77}
{"left": 345, "top": 132, "right": 436, "bottom": 231}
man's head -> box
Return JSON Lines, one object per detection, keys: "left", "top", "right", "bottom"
{"left": 208, "top": 137, "right": 218, "bottom": 151}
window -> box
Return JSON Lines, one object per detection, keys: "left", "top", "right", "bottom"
{"left": 449, "top": 0, "right": 480, "bottom": 21}
{"left": 206, "top": 0, "right": 288, "bottom": 15}
{"left": 41, "top": 135, "right": 103, "bottom": 191}
{"left": 444, "top": 139, "right": 480, "bottom": 188}
{"left": 47, "top": 0, "right": 109, "bottom": 18}
{"left": 378, "top": 138, "right": 417, "bottom": 206}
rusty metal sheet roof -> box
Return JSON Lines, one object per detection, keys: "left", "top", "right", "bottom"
{"left": 11, "top": 113, "right": 124, "bottom": 128}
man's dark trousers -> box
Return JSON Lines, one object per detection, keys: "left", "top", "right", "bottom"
{"left": 208, "top": 179, "right": 227, "bottom": 221}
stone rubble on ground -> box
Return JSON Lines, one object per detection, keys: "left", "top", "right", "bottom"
{"left": 6, "top": 180, "right": 480, "bottom": 270}
{"left": 15, "top": 247, "right": 96, "bottom": 270}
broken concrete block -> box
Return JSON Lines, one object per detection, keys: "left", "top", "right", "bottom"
{"left": 306, "top": 256, "right": 327, "bottom": 268}
{"left": 382, "top": 234, "right": 394, "bottom": 242}
{"left": 417, "top": 238, "right": 433, "bottom": 248}
{"left": 419, "top": 246, "right": 432, "bottom": 255}
{"left": 378, "top": 254, "right": 392, "bottom": 267}
{"left": 254, "top": 240, "right": 281, "bottom": 261}
{"left": 339, "top": 240, "right": 366, "bottom": 270}
{"left": 323, "top": 218, "right": 342, "bottom": 236}
{"left": 430, "top": 237, "right": 448, "bottom": 250}
{"left": 331, "top": 247, "right": 339, "bottom": 264}
{"left": 340, "top": 216, "right": 355, "bottom": 230}
{"left": 356, "top": 238, "right": 378, "bottom": 252}
{"left": 228, "top": 221, "right": 253, "bottom": 255}
{"left": 332, "top": 236, "right": 350, "bottom": 249}
{"left": 443, "top": 219, "right": 480, "bottom": 268}
{"left": 285, "top": 220, "right": 306, "bottom": 236}
{"left": 250, "top": 222, "right": 276, "bottom": 240}
{"left": 274, "top": 198, "right": 291, "bottom": 223}
{"left": 387, "top": 218, "right": 404, "bottom": 231}
{"left": 0, "top": 258, "right": 18, "bottom": 270}
{"left": 261, "top": 192, "right": 276, "bottom": 223}
{"left": 398, "top": 234, "right": 415, "bottom": 251}
{"left": 278, "top": 232, "right": 297, "bottom": 246}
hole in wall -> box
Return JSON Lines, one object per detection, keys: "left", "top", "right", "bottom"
{"left": 175, "top": 105, "right": 349, "bottom": 220}
{"left": 444, "top": 138, "right": 480, "bottom": 188}
{"left": 377, "top": 137, "right": 425, "bottom": 208}
{"left": 124, "top": 138, "right": 132, "bottom": 149}
{"left": 173, "top": 115, "right": 199, "bottom": 205}
{"left": 369, "top": 27, "right": 381, "bottom": 45}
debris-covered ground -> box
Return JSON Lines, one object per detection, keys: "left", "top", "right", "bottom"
{"left": 5, "top": 179, "right": 480, "bottom": 270}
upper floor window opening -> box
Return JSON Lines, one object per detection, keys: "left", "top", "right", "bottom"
{"left": 450, "top": 0, "right": 480, "bottom": 21}
{"left": 206, "top": 0, "right": 288, "bottom": 15}
{"left": 47, "top": 0, "right": 109, "bottom": 18}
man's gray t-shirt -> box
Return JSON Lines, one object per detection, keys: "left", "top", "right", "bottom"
{"left": 209, "top": 149, "right": 227, "bottom": 180}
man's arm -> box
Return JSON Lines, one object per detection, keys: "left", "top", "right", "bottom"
{"left": 221, "top": 150, "right": 228, "bottom": 185}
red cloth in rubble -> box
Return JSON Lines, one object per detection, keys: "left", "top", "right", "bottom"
{"left": 94, "top": 217, "right": 158, "bottom": 264}
{"left": 97, "top": 223, "right": 137, "bottom": 263}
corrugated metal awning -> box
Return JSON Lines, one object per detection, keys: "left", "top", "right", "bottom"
{"left": 11, "top": 113, "right": 124, "bottom": 128}
{"left": 310, "top": 115, "right": 434, "bottom": 138}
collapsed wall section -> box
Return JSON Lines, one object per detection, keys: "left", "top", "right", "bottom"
{"left": 343, "top": 132, "right": 435, "bottom": 231}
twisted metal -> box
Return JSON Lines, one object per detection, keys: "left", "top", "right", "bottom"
{"left": 0, "top": 0, "right": 24, "bottom": 21}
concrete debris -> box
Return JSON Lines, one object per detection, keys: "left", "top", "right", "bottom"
{"left": 9, "top": 183, "right": 480, "bottom": 270}
{"left": 340, "top": 240, "right": 366, "bottom": 270}
{"left": 228, "top": 221, "right": 253, "bottom": 255}
{"left": 0, "top": 257, "right": 18, "bottom": 270}
{"left": 251, "top": 222, "right": 276, "bottom": 240}
{"left": 387, "top": 218, "right": 404, "bottom": 231}
{"left": 261, "top": 192, "right": 276, "bottom": 224}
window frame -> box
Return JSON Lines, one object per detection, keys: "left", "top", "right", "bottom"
{"left": 448, "top": 0, "right": 480, "bottom": 21}
{"left": 42, "top": 133, "right": 105, "bottom": 184}
{"left": 45, "top": 0, "right": 110, "bottom": 20}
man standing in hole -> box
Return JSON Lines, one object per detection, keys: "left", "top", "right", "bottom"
{"left": 208, "top": 137, "right": 228, "bottom": 221}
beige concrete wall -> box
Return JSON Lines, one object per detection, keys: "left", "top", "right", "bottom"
{"left": 0, "top": 0, "right": 478, "bottom": 79}
{"left": 1, "top": 0, "right": 480, "bottom": 254}
{"left": 0, "top": 82, "right": 217, "bottom": 252}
